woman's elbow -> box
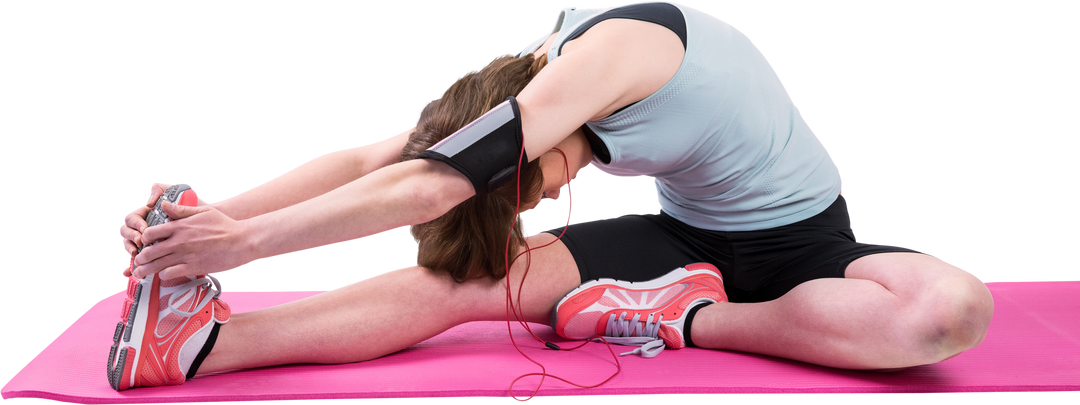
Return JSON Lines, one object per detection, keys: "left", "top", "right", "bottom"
{"left": 404, "top": 162, "right": 475, "bottom": 222}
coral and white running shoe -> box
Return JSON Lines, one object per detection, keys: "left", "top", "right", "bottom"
{"left": 107, "top": 184, "right": 231, "bottom": 390}
{"left": 551, "top": 263, "right": 727, "bottom": 358}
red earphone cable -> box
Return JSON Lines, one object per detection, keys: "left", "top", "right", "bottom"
{"left": 503, "top": 144, "right": 622, "bottom": 400}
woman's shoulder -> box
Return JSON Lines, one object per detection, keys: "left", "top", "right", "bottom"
{"left": 509, "top": 4, "right": 688, "bottom": 157}
{"left": 557, "top": 18, "right": 682, "bottom": 120}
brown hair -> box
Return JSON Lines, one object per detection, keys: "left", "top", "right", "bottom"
{"left": 399, "top": 54, "right": 549, "bottom": 282}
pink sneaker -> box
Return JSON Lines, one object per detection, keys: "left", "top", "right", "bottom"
{"left": 551, "top": 263, "right": 727, "bottom": 358}
{"left": 107, "top": 184, "right": 231, "bottom": 390}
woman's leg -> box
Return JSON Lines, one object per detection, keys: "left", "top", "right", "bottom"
{"left": 688, "top": 252, "right": 994, "bottom": 369}
{"left": 196, "top": 233, "right": 580, "bottom": 374}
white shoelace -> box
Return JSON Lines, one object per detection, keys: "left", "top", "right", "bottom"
{"left": 592, "top": 311, "right": 667, "bottom": 358}
{"left": 167, "top": 275, "right": 222, "bottom": 318}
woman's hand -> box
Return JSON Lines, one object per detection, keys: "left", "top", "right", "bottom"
{"left": 131, "top": 201, "right": 254, "bottom": 280}
{"left": 120, "top": 183, "right": 171, "bottom": 260}
{"left": 121, "top": 183, "right": 228, "bottom": 278}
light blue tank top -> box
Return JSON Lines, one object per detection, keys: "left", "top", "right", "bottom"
{"left": 520, "top": 3, "right": 842, "bottom": 232}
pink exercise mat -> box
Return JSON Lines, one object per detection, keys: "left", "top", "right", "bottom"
{"left": 4, "top": 282, "right": 1079, "bottom": 403}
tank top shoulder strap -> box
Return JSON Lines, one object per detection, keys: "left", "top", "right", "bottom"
{"left": 550, "top": 3, "right": 687, "bottom": 61}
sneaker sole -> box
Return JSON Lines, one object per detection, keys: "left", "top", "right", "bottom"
{"left": 108, "top": 184, "right": 194, "bottom": 390}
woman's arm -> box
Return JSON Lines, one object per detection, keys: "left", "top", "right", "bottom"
{"left": 212, "top": 128, "right": 414, "bottom": 220}
{"left": 133, "top": 158, "right": 474, "bottom": 279}
{"left": 244, "top": 159, "right": 472, "bottom": 258}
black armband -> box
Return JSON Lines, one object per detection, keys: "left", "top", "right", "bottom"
{"left": 417, "top": 96, "right": 527, "bottom": 195}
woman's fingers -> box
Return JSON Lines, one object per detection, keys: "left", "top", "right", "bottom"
{"left": 119, "top": 181, "right": 176, "bottom": 273}
{"left": 146, "top": 183, "right": 171, "bottom": 207}
{"left": 131, "top": 238, "right": 185, "bottom": 278}
{"left": 121, "top": 206, "right": 152, "bottom": 254}
{"left": 120, "top": 183, "right": 169, "bottom": 255}
{"left": 133, "top": 251, "right": 193, "bottom": 280}
{"left": 121, "top": 224, "right": 140, "bottom": 255}
{"left": 120, "top": 183, "right": 178, "bottom": 277}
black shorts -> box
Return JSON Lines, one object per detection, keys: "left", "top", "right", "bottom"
{"left": 545, "top": 195, "right": 918, "bottom": 303}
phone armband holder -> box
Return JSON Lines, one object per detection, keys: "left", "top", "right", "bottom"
{"left": 417, "top": 96, "right": 527, "bottom": 195}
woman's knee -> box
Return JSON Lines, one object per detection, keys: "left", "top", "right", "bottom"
{"left": 850, "top": 253, "right": 994, "bottom": 366}
{"left": 904, "top": 265, "right": 994, "bottom": 364}
{"left": 404, "top": 235, "right": 581, "bottom": 324}
{"left": 505, "top": 234, "right": 584, "bottom": 322}
{"left": 928, "top": 276, "right": 993, "bottom": 354}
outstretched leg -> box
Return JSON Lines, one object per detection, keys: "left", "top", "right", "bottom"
{"left": 688, "top": 252, "right": 994, "bottom": 369}
{"left": 196, "top": 233, "right": 580, "bottom": 374}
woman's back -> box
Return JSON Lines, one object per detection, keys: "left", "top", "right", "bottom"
{"left": 531, "top": 3, "right": 842, "bottom": 231}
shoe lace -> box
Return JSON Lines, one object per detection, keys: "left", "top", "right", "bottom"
{"left": 595, "top": 312, "right": 667, "bottom": 358}
{"left": 167, "top": 275, "right": 222, "bottom": 318}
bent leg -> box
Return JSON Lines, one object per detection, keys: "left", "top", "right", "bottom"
{"left": 689, "top": 253, "right": 994, "bottom": 369}
{"left": 197, "top": 233, "right": 580, "bottom": 374}
{"left": 844, "top": 252, "right": 994, "bottom": 364}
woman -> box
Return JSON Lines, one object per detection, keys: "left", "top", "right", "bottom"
{"left": 112, "top": 2, "right": 993, "bottom": 390}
